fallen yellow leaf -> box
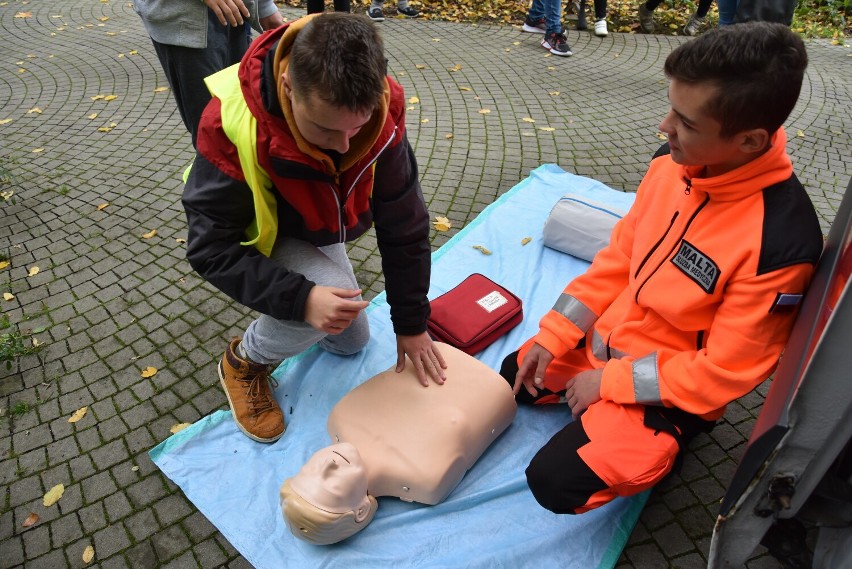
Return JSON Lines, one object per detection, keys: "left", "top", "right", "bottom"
{"left": 68, "top": 406, "right": 88, "bottom": 423}
{"left": 655, "top": 132, "right": 668, "bottom": 140}
{"left": 32, "top": 148, "right": 44, "bottom": 153}
{"left": 91, "top": 95, "right": 105, "bottom": 101}
{"left": 170, "top": 423, "right": 192, "bottom": 434}
{"left": 478, "top": 109, "right": 491, "bottom": 114}
{"left": 96, "top": 203, "right": 109, "bottom": 210}
{"left": 549, "top": 91, "right": 560, "bottom": 96}
{"left": 449, "top": 64, "right": 462, "bottom": 72}
{"left": 445, "top": 133, "right": 453, "bottom": 139}
{"left": 140, "top": 366, "right": 158, "bottom": 378}
{"left": 153, "top": 86, "right": 169, "bottom": 93}
{"left": 0, "top": 261, "right": 9, "bottom": 270}
{"left": 22, "top": 512, "right": 40, "bottom": 528}
{"left": 796, "top": 129, "right": 805, "bottom": 138}
{"left": 175, "top": 238, "right": 187, "bottom": 244}
{"left": 32, "top": 337, "right": 40, "bottom": 348}
{"left": 104, "top": 95, "right": 118, "bottom": 101}
{"left": 434, "top": 222, "right": 451, "bottom": 231}
{"left": 472, "top": 245, "right": 492, "bottom": 255}
{"left": 106, "top": 32, "right": 117, "bottom": 36}
{"left": 0, "top": 119, "right": 12, "bottom": 125}
{"left": 421, "top": 118, "right": 429, "bottom": 123}
{"left": 141, "top": 229, "right": 157, "bottom": 239}
{"left": 432, "top": 38, "right": 441, "bottom": 42}
{"left": 3, "top": 293, "right": 14, "bottom": 301}
{"left": 1, "top": 190, "right": 13, "bottom": 201}
{"left": 87, "top": 113, "right": 98, "bottom": 120}
{"left": 98, "top": 16, "right": 109, "bottom": 21}
{"left": 15, "top": 11, "right": 32, "bottom": 17}
{"left": 43, "top": 484, "right": 65, "bottom": 507}
{"left": 521, "top": 237, "right": 532, "bottom": 246}
{"left": 415, "top": 64, "right": 426, "bottom": 69}
{"left": 538, "top": 126, "right": 555, "bottom": 132}
{"left": 97, "top": 126, "right": 114, "bottom": 132}
{"left": 460, "top": 87, "right": 472, "bottom": 91}
{"left": 27, "top": 108, "right": 42, "bottom": 114}
{"left": 27, "top": 266, "right": 39, "bottom": 277}
{"left": 522, "top": 117, "right": 535, "bottom": 123}
{"left": 408, "top": 96, "right": 419, "bottom": 104}
{"left": 82, "top": 545, "right": 95, "bottom": 564}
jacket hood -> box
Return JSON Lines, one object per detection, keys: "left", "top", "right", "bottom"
{"left": 238, "top": 15, "right": 392, "bottom": 174}
{"left": 680, "top": 128, "right": 793, "bottom": 202}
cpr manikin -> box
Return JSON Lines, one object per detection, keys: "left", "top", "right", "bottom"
{"left": 280, "top": 343, "right": 517, "bottom": 544}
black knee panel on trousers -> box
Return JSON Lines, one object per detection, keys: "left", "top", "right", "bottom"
{"left": 525, "top": 420, "right": 608, "bottom": 514}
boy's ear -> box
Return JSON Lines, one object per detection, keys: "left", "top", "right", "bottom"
{"left": 281, "top": 71, "right": 292, "bottom": 99}
{"left": 738, "top": 128, "right": 771, "bottom": 156}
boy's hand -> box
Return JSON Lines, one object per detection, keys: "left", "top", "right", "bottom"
{"left": 514, "top": 343, "right": 554, "bottom": 397}
{"left": 260, "top": 11, "right": 284, "bottom": 30}
{"left": 304, "top": 286, "right": 369, "bottom": 335}
{"left": 204, "top": 0, "right": 251, "bottom": 27}
{"left": 565, "top": 368, "right": 603, "bottom": 418}
{"left": 395, "top": 333, "right": 447, "bottom": 387}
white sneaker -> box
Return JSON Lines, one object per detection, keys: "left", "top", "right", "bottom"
{"left": 594, "top": 18, "right": 608, "bottom": 37}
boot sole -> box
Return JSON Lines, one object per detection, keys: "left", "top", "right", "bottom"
{"left": 218, "top": 360, "right": 285, "bottom": 443}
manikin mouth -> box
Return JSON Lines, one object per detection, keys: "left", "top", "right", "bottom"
{"left": 332, "top": 450, "right": 351, "bottom": 464}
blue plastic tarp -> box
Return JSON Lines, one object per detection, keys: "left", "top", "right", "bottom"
{"left": 150, "top": 164, "right": 642, "bottom": 568}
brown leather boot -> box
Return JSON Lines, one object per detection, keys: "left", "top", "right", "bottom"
{"left": 218, "top": 338, "right": 285, "bottom": 443}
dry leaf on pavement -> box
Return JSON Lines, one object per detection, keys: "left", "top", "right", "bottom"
{"left": 472, "top": 245, "right": 492, "bottom": 255}
{"left": 140, "top": 366, "right": 158, "bottom": 378}
{"left": 27, "top": 266, "right": 39, "bottom": 277}
{"left": 82, "top": 545, "right": 95, "bottom": 564}
{"left": 68, "top": 406, "right": 88, "bottom": 423}
{"left": 22, "top": 512, "right": 39, "bottom": 528}
{"left": 43, "top": 484, "right": 65, "bottom": 507}
{"left": 170, "top": 423, "right": 191, "bottom": 434}
{"left": 141, "top": 229, "right": 157, "bottom": 239}
{"left": 521, "top": 237, "right": 532, "bottom": 245}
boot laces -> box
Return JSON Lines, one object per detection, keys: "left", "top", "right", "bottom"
{"left": 243, "top": 368, "right": 279, "bottom": 417}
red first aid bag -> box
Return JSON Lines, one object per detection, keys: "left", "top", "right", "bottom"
{"left": 426, "top": 273, "right": 523, "bottom": 355}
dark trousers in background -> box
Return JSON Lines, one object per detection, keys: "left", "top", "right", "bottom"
{"left": 151, "top": 12, "right": 250, "bottom": 148}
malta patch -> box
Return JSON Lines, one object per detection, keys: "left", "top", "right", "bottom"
{"left": 769, "top": 293, "right": 804, "bottom": 314}
{"left": 671, "top": 240, "right": 720, "bottom": 294}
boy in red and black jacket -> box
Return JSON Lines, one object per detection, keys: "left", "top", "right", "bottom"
{"left": 183, "top": 14, "right": 446, "bottom": 444}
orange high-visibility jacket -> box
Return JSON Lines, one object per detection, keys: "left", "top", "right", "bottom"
{"left": 534, "top": 129, "right": 823, "bottom": 420}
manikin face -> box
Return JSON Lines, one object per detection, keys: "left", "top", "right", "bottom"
{"left": 658, "top": 79, "right": 754, "bottom": 178}
{"left": 283, "top": 72, "right": 373, "bottom": 154}
{"left": 289, "top": 442, "right": 369, "bottom": 514}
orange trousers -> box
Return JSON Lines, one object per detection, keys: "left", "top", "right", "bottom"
{"left": 500, "top": 340, "right": 701, "bottom": 514}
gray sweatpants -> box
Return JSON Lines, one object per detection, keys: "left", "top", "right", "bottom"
{"left": 241, "top": 238, "right": 370, "bottom": 365}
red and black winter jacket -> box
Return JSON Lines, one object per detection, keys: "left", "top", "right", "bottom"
{"left": 182, "top": 20, "right": 431, "bottom": 334}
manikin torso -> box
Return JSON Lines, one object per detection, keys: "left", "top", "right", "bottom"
{"left": 289, "top": 343, "right": 517, "bottom": 510}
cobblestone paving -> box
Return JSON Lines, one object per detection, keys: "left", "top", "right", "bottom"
{"left": 1, "top": 1, "right": 850, "bottom": 567}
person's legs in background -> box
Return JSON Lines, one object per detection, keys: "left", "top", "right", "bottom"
{"left": 307, "top": 0, "right": 351, "bottom": 13}
{"left": 523, "top": 0, "right": 548, "bottom": 33}
{"left": 540, "top": 0, "right": 572, "bottom": 56}
{"left": 716, "top": 0, "right": 738, "bottom": 25}
{"left": 592, "top": 0, "right": 608, "bottom": 36}
{"left": 637, "top": 0, "right": 664, "bottom": 33}
{"left": 151, "top": 13, "right": 249, "bottom": 147}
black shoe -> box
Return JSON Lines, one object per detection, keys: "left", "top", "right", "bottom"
{"left": 367, "top": 7, "right": 385, "bottom": 21}
{"left": 397, "top": 6, "right": 420, "bottom": 18}
{"left": 541, "top": 31, "right": 572, "bottom": 56}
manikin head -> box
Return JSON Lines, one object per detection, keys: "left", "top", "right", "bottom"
{"left": 280, "top": 442, "right": 378, "bottom": 545}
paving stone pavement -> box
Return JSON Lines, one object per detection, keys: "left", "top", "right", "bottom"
{"left": 1, "top": 0, "right": 850, "bottom": 567}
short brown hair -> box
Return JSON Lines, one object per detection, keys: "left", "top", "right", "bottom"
{"left": 289, "top": 13, "right": 387, "bottom": 114}
{"left": 664, "top": 22, "right": 807, "bottom": 138}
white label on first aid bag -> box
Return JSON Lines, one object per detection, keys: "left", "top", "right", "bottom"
{"left": 477, "top": 291, "right": 508, "bottom": 313}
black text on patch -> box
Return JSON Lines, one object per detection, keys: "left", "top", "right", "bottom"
{"left": 671, "top": 240, "right": 720, "bottom": 294}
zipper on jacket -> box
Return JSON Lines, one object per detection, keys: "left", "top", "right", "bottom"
{"left": 332, "top": 126, "right": 399, "bottom": 243}
{"left": 683, "top": 177, "right": 692, "bottom": 195}
{"left": 634, "top": 194, "right": 710, "bottom": 303}
{"left": 696, "top": 330, "right": 705, "bottom": 351}
{"left": 635, "top": 211, "right": 679, "bottom": 279}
